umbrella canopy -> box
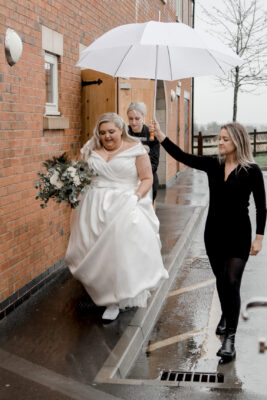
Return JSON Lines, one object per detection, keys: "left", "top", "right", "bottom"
{"left": 76, "top": 21, "right": 243, "bottom": 80}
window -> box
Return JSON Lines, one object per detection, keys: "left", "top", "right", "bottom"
{"left": 190, "top": 0, "right": 194, "bottom": 27}
{"left": 45, "top": 52, "right": 60, "bottom": 115}
{"left": 183, "top": 0, "right": 189, "bottom": 25}
{"left": 176, "top": 0, "right": 183, "bottom": 22}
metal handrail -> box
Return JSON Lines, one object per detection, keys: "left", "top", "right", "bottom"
{"left": 242, "top": 297, "right": 267, "bottom": 354}
{"left": 241, "top": 297, "right": 267, "bottom": 320}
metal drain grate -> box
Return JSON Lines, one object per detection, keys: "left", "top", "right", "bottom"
{"left": 160, "top": 370, "right": 224, "bottom": 383}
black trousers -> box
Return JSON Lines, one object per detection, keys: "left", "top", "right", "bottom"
{"left": 208, "top": 256, "right": 247, "bottom": 332}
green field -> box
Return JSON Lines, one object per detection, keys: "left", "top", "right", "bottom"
{"left": 254, "top": 154, "right": 267, "bottom": 168}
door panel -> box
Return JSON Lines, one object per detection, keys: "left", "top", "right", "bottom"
{"left": 81, "top": 74, "right": 156, "bottom": 144}
{"left": 118, "top": 78, "right": 154, "bottom": 125}
{"left": 81, "top": 70, "right": 116, "bottom": 145}
{"left": 184, "top": 98, "right": 189, "bottom": 152}
{"left": 176, "top": 96, "right": 180, "bottom": 171}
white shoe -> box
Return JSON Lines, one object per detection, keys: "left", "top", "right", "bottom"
{"left": 102, "top": 305, "right": 120, "bottom": 321}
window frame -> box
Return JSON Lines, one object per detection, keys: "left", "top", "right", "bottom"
{"left": 45, "top": 52, "right": 60, "bottom": 116}
{"left": 176, "top": 0, "right": 183, "bottom": 22}
{"left": 183, "top": 0, "right": 189, "bottom": 25}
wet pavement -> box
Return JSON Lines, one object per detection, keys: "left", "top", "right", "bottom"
{"left": 127, "top": 171, "right": 267, "bottom": 399}
{"left": 1, "top": 169, "right": 267, "bottom": 400}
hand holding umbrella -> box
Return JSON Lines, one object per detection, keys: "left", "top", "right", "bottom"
{"left": 149, "top": 120, "right": 166, "bottom": 143}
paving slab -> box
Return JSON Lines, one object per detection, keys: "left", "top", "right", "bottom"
{"left": 0, "top": 169, "right": 209, "bottom": 399}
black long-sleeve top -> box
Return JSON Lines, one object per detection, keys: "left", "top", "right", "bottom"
{"left": 129, "top": 124, "right": 160, "bottom": 200}
{"left": 161, "top": 137, "right": 266, "bottom": 260}
{"left": 128, "top": 125, "right": 160, "bottom": 174}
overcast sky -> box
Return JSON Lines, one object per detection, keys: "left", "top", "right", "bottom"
{"left": 194, "top": 0, "right": 267, "bottom": 127}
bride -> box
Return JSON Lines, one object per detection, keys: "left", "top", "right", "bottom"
{"left": 65, "top": 113, "right": 168, "bottom": 321}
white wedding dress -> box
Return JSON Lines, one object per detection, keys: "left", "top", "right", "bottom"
{"left": 65, "top": 142, "right": 169, "bottom": 308}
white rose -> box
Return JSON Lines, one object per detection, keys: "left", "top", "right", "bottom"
{"left": 66, "top": 166, "right": 76, "bottom": 178}
{"left": 73, "top": 175, "right": 81, "bottom": 186}
{"left": 50, "top": 171, "right": 64, "bottom": 189}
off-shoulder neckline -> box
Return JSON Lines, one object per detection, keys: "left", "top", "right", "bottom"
{"left": 92, "top": 142, "right": 143, "bottom": 163}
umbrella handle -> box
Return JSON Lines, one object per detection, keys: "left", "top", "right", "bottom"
{"left": 150, "top": 44, "right": 159, "bottom": 141}
{"left": 152, "top": 11, "right": 161, "bottom": 123}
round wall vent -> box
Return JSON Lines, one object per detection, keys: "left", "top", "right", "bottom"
{"left": 5, "top": 28, "right": 23, "bottom": 66}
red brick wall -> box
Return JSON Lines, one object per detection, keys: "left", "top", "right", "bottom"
{"left": 0, "top": 0, "right": 190, "bottom": 303}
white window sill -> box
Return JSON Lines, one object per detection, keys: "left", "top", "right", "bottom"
{"left": 43, "top": 115, "right": 69, "bottom": 130}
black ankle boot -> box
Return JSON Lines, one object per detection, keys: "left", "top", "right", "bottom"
{"left": 218, "top": 329, "right": 236, "bottom": 364}
{"left": 215, "top": 315, "right": 226, "bottom": 335}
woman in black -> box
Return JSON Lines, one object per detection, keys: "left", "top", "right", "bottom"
{"left": 150, "top": 120, "right": 266, "bottom": 363}
{"left": 127, "top": 101, "right": 160, "bottom": 202}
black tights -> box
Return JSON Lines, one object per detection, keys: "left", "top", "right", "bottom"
{"left": 209, "top": 256, "right": 247, "bottom": 332}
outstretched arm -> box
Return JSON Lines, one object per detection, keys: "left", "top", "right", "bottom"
{"left": 149, "top": 120, "right": 213, "bottom": 172}
{"left": 135, "top": 154, "right": 153, "bottom": 200}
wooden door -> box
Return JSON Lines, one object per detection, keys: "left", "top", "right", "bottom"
{"left": 184, "top": 98, "right": 189, "bottom": 152}
{"left": 81, "top": 70, "right": 116, "bottom": 145}
{"left": 118, "top": 78, "right": 154, "bottom": 125}
{"left": 81, "top": 73, "right": 155, "bottom": 145}
{"left": 176, "top": 96, "right": 180, "bottom": 171}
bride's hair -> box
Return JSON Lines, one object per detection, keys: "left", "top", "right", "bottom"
{"left": 81, "top": 113, "right": 139, "bottom": 160}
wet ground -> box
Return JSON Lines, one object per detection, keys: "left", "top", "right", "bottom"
{"left": 0, "top": 169, "right": 267, "bottom": 400}
{"left": 127, "top": 174, "right": 267, "bottom": 399}
{"left": 128, "top": 219, "right": 214, "bottom": 381}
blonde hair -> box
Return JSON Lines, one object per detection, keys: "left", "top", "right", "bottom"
{"left": 81, "top": 113, "right": 138, "bottom": 160}
{"left": 127, "top": 101, "right": 147, "bottom": 117}
{"left": 219, "top": 122, "right": 254, "bottom": 169}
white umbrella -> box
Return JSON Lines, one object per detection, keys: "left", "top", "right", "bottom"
{"left": 77, "top": 21, "right": 242, "bottom": 118}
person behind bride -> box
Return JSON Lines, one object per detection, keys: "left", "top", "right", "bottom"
{"left": 127, "top": 101, "right": 160, "bottom": 203}
{"left": 65, "top": 113, "right": 169, "bottom": 321}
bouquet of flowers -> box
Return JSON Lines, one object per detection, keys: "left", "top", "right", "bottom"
{"left": 35, "top": 153, "right": 94, "bottom": 209}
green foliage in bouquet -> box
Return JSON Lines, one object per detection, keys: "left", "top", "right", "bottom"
{"left": 35, "top": 153, "right": 94, "bottom": 209}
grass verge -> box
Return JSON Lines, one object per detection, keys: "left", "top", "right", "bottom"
{"left": 254, "top": 154, "right": 267, "bottom": 168}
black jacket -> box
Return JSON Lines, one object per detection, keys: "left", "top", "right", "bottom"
{"left": 128, "top": 124, "right": 160, "bottom": 200}
{"left": 128, "top": 125, "right": 160, "bottom": 174}
{"left": 161, "top": 137, "right": 267, "bottom": 260}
